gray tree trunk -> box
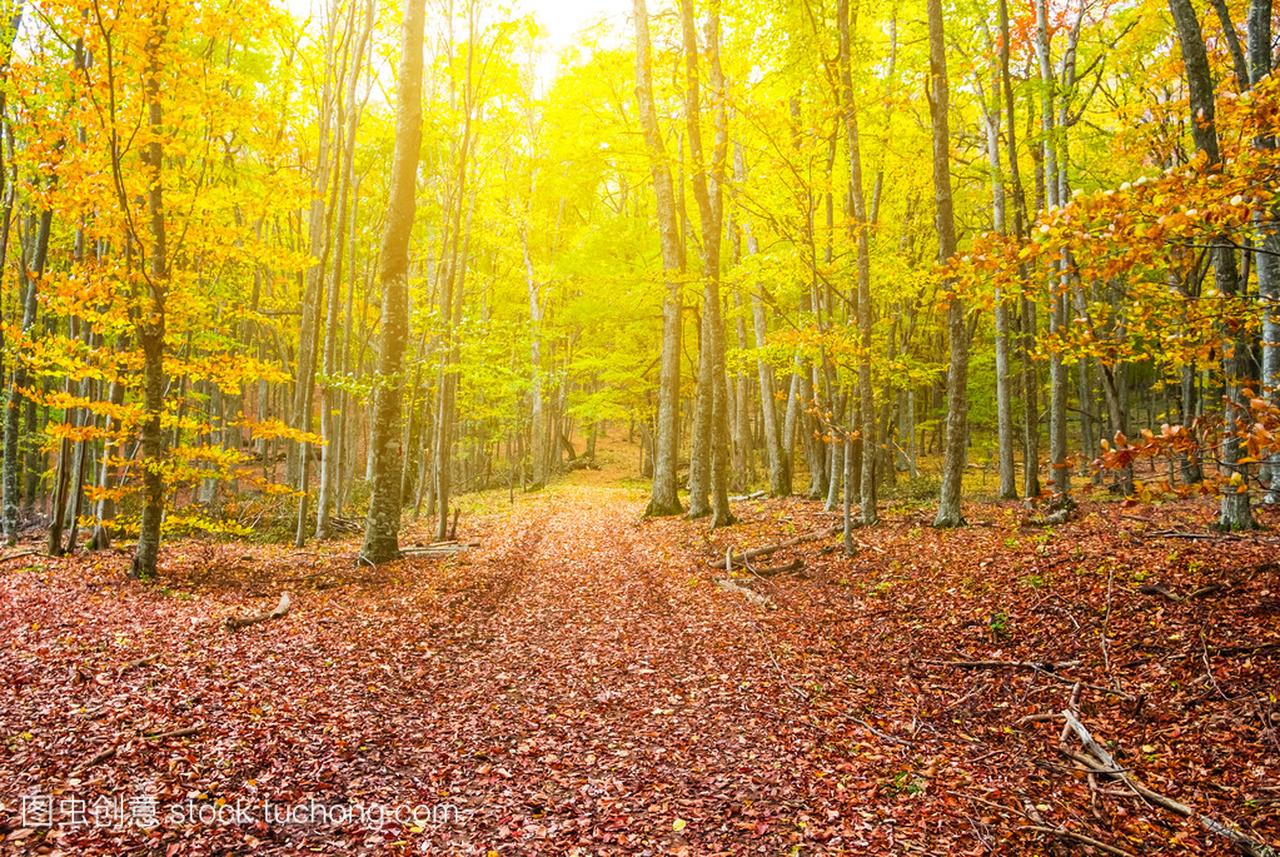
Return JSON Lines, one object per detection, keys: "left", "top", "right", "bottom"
{"left": 317, "top": 0, "right": 373, "bottom": 539}
{"left": 1169, "top": 0, "right": 1253, "bottom": 529}
{"left": 359, "top": 0, "right": 426, "bottom": 564}
{"left": 981, "top": 79, "right": 1017, "bottom": 499}
{"left": 928, "top": 0, "right": 968, "bottom": 528}
{"left": 633, "top": 0, "right": 683, "bottom": 516}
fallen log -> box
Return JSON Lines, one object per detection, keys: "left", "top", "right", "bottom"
{"left": 1059, "top": 710, "right": 1277, "bottom": 857}
{"left": 729, "top": 490, "right": 767, "bottom": 502}
{"left": 711, "top": 524, "right": 841, "bottom": 570}
{"left": 225, "top": 592, "right": 291, "bottom": 631}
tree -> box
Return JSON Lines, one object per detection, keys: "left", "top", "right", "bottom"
{"left": 929, "top": 0, "right": 967, "bottom": 528}
{"left": 678, "top": 0, "right": 733, "bottom": 528}
{"left": 360, "top": 0, "right": 426, "bottom": 564}
{"left": 1168, "top": 0, "right": 1253, "bottom": 530}
{"left": 632, "top": 0, "right": 683, "bottom": 517}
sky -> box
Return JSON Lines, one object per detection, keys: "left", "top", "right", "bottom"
{"left": 516, "top": 0, "right": 626, "bottom": 54}
{"left": 286, "top": 0, "right": 630, "bottom": 89}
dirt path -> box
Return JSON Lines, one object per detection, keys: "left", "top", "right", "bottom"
{"left": 394, "top": 489, "right": 833, "bottom": 853}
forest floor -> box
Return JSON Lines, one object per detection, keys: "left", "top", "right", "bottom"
{"left": 1, "top": 435, "right": 1279, "bottom": 855}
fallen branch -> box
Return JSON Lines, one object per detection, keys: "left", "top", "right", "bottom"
{"left": 712, "top": 524, "right": 841, "bottom": 570}
{"left": 143, "top": 725, "right": 201, "bottom": 740}
{"left": 1060, "top": 710, "right": 1277, "bottom": 857}
{"left": 928, "top": 659, "right": 1132, "bottom": 700}
{"left": 0, "top": 548, "right": 42, "bottom": 563}
{"left": 76, "top": 724, "right": 203, "bottom": 774}
{"left": 729, "top": 490, "right": 767, "bottom": 502}
{"left": 967, "top": 791, "right": 1132, "bottom": 856}
{"left": 748, "top": 558, "right": 805, "bottom": 578}
{"left": 851, "top": 716, "right": 913, "bottom": 745}
{"left": 401, "top": 541, "right": 477, "bottom": 557}
{"left": 715, "top": 577, "right": 773, "bottom": 608}
{"left": 1146, "top": 529, "right": 1245, "bottom": 542}
{"left": 1138, "top": 582, "right": 1182, "bottom": 603}
{"left": 75, "top": 745, "right": 117, "bottom": 772}
{"left": 225, "top": 592, "right": 291, "bottom": 631}
{"left": 1023, "top": 824, "right": 1135, "bottom": 857}
{"left": 1213, "top": 641, "right": 1280, "bottom": 657}
{"left": 927, "top": 658, "right": 1081, "bottom": 672}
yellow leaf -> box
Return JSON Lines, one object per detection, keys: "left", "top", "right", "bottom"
{"left": 673, "top": 818, "right": 687, "bottom": 832}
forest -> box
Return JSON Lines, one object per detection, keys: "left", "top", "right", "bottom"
{"left": 0, "top": 0, "right": 1278, "bottom": 852}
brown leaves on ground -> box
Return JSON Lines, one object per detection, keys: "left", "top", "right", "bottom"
{"left": 0, "top": 486, "right": 1278, "bottom": 855}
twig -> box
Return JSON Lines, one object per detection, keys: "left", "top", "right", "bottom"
{"left": 1059, "top": 710, "right": 1277, "bottom": 857}
{"left": 143, "top": 725, "right": 201, "bottom": 740}
{"left": 1024, "top": 824, "right": 1135, "bottom": 856}
{"left": 225, "top": 592, "right": 292, "bottom": 631}
{"left": 851, "top": 716, "right": 913, "bottom": 745}
{"left": 929, "top": 659, "right": 1132, "bottom": 700}
{"left": 927, "top": 658, "right": 1080, "bottom": 671}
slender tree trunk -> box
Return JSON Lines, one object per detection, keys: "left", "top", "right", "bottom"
{"left": 633, "top": 0, "right": 683, "bottom": 516}
{"left": 292, "top": 19, "right": 337, "bottom": 546}
{"left": 359, "top": 0, "right": 426, "bottom": 564}
{"left": 1169, "top": 0, "right": 1253, "bottom": 529}
{"left": 1247, "top": 0, "right": 1280, "bottom": 502}
{"left": 981, "top": 75, "right": 1017, "bottom": 499}
{"left": 736, "top": 145, "right": 787, "bottom": 496}
{"left": 131, "top": 4, "right": 170, "bottom": 580}
{"left": 317, "top": 0, "right": 373, "bottom": 539}
{"left": 837, "top": 0, "right": 877, "bottom": 524}
{"left": 3, "top": 211, "right": 46, "bottom": 545}
{"left": 678, "top": 0, "right": 733, "bottom": 527}
{"left": 928, "top": 0, "right": 967, "bottom": 528}
{"left": 1034, "top": 0, "right": 1069, "bottom": 499}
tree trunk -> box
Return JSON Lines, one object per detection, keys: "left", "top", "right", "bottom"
{"left": 359, "top": 0, "right": 426, "bottom": 564}
{"left": 633, "top": 0, "right": 684, "bottom": 517}
{"left": 292, "top": 17, "right": 337, "bottom": 547}
{"left": 928, "top": 0, "right": 967, "bottom": 528}
{"left": 837, "top": 0, "right": 877, "bottom": 525}
{"left": 1247, "top": 0, "right": 1280, "bottom": 502}
{"left": 981, "top": 72, "right": 1017, "bottom": 499}
{"left": 317, "top": 0, "right": 373, "bottom": 540}
{"left": 678, "top": 0, "right": 733, "bottom": 527}
{"left": 1169, "top": 0, "right": 1253, "bottom": 529}
{"left": 3, "top": 210, "right": 46, "bottom": 545}
{"left": 130, "top": 5, "right": 170, "bottom": 580}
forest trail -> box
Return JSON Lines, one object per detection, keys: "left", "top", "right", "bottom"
{"left": 2, "top": 444, "right": 1278, "bottom": 854}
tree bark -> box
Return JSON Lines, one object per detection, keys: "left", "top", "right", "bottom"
{"left": 928, "top": 0, "right": 967, "bottom": 528}
{"left": 837, "top": 0, "right": 877, "bottom": 524}
{"left": 317, "top": 0, "right": 373, "bottom": 540}
{"left": 1169, "top": 0, "right": 1253, "bottom": 529}
{"left": 678, "top": 0, "right": 733, "bottom": 527}
{"left": 359, "top": 0, "right": 426, "bottom": 564}
{"left": 130, "top": 3, "right": 170, "bottom": 580}
{"left": 633, "top": 0, "right": 684, "bottom": 517}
